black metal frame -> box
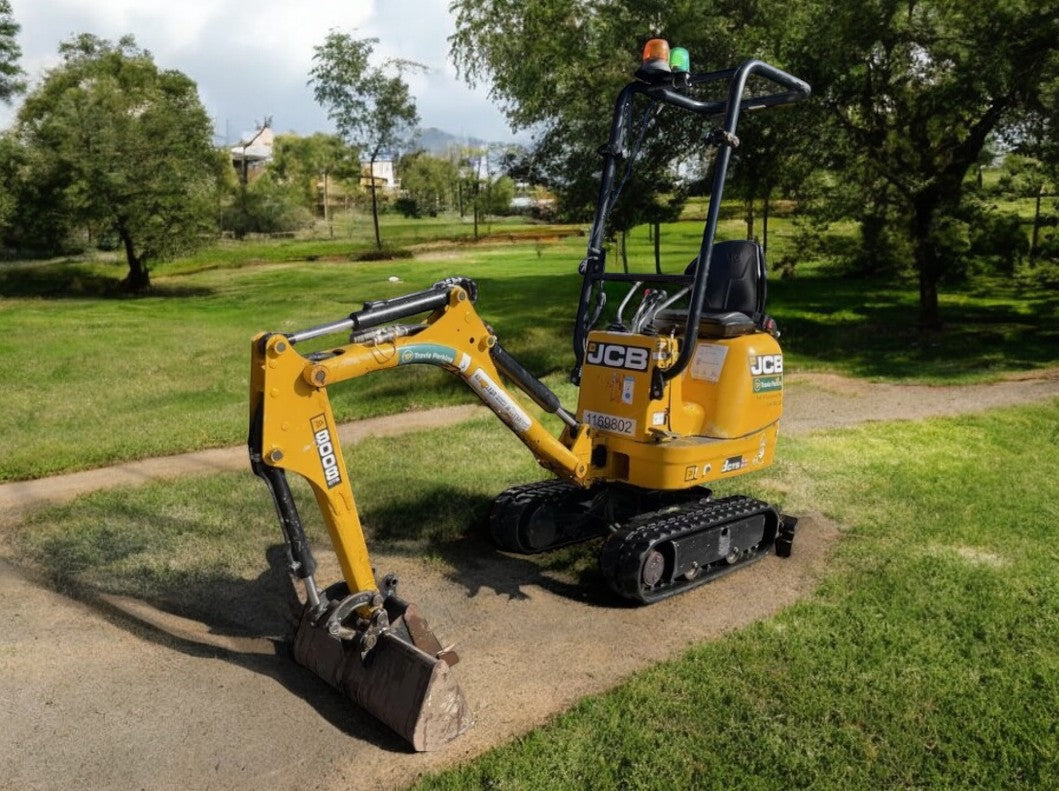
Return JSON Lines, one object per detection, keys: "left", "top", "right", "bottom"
{"left": 571, "top": 59, "right": 810, "bottom": 387}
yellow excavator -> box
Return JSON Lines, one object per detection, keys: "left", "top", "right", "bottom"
{"left": 249, "top": 41, "right": 809, "bottom": 751}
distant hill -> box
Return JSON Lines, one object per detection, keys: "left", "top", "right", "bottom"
{"left": 412, "top": 127, "right": 494, "bottom": 155}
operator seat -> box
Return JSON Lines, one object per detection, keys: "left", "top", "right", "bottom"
{"left": 655, "top": 240, "right": 770, "bottom": 339}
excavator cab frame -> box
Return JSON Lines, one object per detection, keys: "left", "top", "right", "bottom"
{"left": 572, "top": 58, "right": 810, "bottom": 392}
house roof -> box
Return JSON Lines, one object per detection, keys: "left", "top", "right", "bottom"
{"left": 231, "top": 125, "right": 274, "bottom": 162}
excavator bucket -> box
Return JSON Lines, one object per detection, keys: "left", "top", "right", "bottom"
{"left": 291, "top": 594, "right": 471, "bottom": 751}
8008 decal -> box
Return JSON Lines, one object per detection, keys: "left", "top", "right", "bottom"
{"left": 310, "top": 414, "right": 342, "bottom": 488}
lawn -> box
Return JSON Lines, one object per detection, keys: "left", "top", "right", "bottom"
{"left": 1, "top": 211, "right": 1057, "bottom": 481}
{"left": 412, "top": 401, "right": 1059, "bottom": 789}
{"left": 10, "top": 397, "right": 1058, "bottom": 789}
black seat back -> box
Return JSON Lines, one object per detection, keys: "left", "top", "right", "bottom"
{"left": 686, "top": 240, "right": 767, "bottom": 321}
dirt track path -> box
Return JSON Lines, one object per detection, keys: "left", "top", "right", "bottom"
{"left": 2, "top": 372, "right": 1058, "bottom": 791}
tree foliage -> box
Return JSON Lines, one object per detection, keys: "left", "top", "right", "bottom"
{"left": 397, "top": 151, "right": 458, "bottom": 217}
{"left": 309, "top": 32, "right": 424, "bottom": 249}
{"left": 220, "top": 173, "right": 313, "bottom": 239}
{"left": 452, "top": 0, "right": 1059, "bottom": 324}
{"left": 269, "top": 132, "right": 357, "bottom": 216}
{"left": 10, "top": 35, "right": 224, "bottom": 290}
{"left": 792, "top": 0, "right": 1059, "bottom": 324}
{"left": 0, "top": 0, "right": 23, "bottom": 103}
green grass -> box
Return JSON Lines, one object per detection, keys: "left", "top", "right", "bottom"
{"left": 9, "top": 400, "right": 1058, "bottom": 788}
{"left": 8, "top": 416, "right": 550, "bottom": 626}
{"left": 1, "top": 213, "right": 1057, "bottom": 481}
{"left": 410, "top": 402, "right": 1059, "bottom": 790}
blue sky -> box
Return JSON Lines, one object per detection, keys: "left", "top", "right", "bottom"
{"left": 3, "top": 0, "right": 518, "bottom": 144}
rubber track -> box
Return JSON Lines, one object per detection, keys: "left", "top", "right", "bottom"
{"left": 600, "top": 495, "right": 777, "bottom": 604}
{"left": 488, "top": 479, "right": 584, "bottom": 553}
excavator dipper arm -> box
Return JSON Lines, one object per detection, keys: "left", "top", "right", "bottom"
{"left": 247, "top": 278, "right": 590, "bottom": 750}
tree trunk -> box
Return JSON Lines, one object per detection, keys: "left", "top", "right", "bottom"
{"left": 323, "top": 169, "right": 333, "bottom": 239}
{"left": 473, "top": 179, "right": 480, "bottom": 240}
{"left": 653, "top": 220, "right": 661, "bottom": 274}
{"left": 918, "top": 270, "right": 940, "bottom": 331}
{"left": 912, "top": 196, "right": 943, "bottom": 330}
{"left": 745, "top": 197, "right": 755, "bottom": 240}
{"left": 1031, "top": 186, "right": 1042, "bottom": 262}
{"left": 369, "top": 156, "right": 382, "bottom": 250}
{"left": 620, "top": 229, "right": 628, "bottom": 273}
{"left": 762, "top": 192, "right": 770, "bottom": 258}
{"left": 120, "top": 229, "right": 150, "bottom": 292}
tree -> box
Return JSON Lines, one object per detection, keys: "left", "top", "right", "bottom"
{"left": 397, "top": 151, "right": 458, "bottom": 217}
{"left": 270, "top": 132, "right": 357, "bottom": 231}
{"left": 451, "top": 4, "right": 751, "bottom": 242}
{"left": 453, "top": 0, "right": 1059, "bottom": 327}
{"left": 997, "top": 155, "right": 1051, "bottom": 261}
{"left": 12, "top": 35, "right": 224, "bottom": 290}
{"left": 0, "top": 0, "right": 23, "bottom": 103}
{"left": 310, "top": 32, "right": 424, "bottom": 250}
{"left": 788, "top": 0, "right": 1059, "bottom": 326}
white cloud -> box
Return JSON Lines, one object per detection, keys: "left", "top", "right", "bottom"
{"left": 3, "top": 0, "right": 516, "bottom": 141}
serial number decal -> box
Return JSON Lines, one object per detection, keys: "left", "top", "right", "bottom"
{"left": 468, "top": 368, "right": 533, "bottom": 433}
{"left": 310, "top": 414, "right": 342, "bottom": 488}
{"left": 583, "top": 410, "right": 637, "bottom": 437}
{"left": 691, "top": 343, "right": 728, "bottom": 382}
{"left": 586, "top": 342, "right": 650, "bottom": 371}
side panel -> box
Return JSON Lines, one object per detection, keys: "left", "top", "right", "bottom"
{"left": 575, "top": 330, "right": 673, "bottom": 442}
{"left": 671, "top": 332, "right": 783, "bottom": 438}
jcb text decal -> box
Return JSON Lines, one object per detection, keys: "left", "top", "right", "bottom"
{"left": 586, "top": 342, "right": 650, "bottom": 371}
{"left": 310, "top": 414, "right": 342, "bottom": 488}
{"left": 749, "top": 354, "right": 783, "bottom": 375}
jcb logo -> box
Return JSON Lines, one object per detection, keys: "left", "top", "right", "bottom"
{"left": 749, "top": 354, "right": 783, "bottom": 376}
{"left": 310, "top": 414, "right": 342, "bottom": 488}
{"left": 586, "top": 342, "right": 649, "bottom": 371}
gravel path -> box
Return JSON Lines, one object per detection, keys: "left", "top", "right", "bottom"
{"left": 1, "top": 371, "right": 1057, "bottom": 791}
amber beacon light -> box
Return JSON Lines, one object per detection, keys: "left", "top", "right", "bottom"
{"left": 641, "top": 38, "right": 671, "bottom": 70}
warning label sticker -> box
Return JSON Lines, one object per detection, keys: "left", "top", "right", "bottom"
{"left": 468, "top": 368, "right": 532, "bottom": 433}
{"left": 691, "top": 344, "right": 728, "bottom": 382}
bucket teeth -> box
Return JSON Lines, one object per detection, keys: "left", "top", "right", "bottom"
{"left": 292, "top": 605, "right": 472, "bottom": 751}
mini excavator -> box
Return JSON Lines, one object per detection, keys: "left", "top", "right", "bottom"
{"left": 248, "top": 41, "right": 809, "bottom": 751}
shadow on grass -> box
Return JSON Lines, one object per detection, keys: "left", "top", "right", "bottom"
{"left": 365, "top": 485, "right": 615, "bottom": 607}
{"left": 0, "top": 261, "right": 213, "bottom": 298}
{"left": 770, "top": 274, "right": 1059, "bottom": 380}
